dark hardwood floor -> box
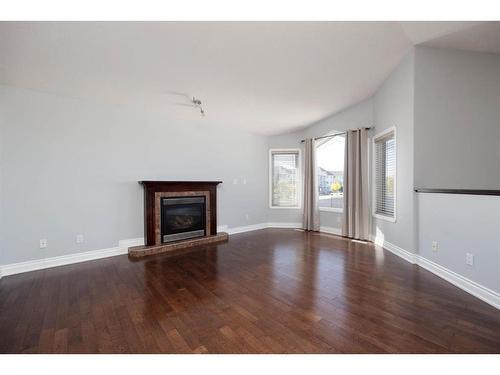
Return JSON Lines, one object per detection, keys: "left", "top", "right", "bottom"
{"left": 1, "top": 229, "right": 499, "bottom": 354}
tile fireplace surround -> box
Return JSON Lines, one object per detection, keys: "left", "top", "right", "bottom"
{"left": 128, "top": 181, "right": 228, "bottom": 258}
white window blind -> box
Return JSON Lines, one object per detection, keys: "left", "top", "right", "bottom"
{"left": 374, "top": 130, "right": 396, "bottom": 218}
{"left": 270, "top": 150, "right": 300, "bottom": 208}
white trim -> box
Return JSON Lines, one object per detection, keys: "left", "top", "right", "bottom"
{"left": 372, "top": 126, "right": 397, "bottom": 223}
{"left": 268, "top": 206, "right": 301, "bottom": 210}
{"left": 370, "top": 234, "right": 417, "bottom": 264}
{"left": 0, "top": 225, "right": 313, "bottom": 278}
{"left": 267, "top": 222, "right": 302, "bottom": 229}
{"left": 319, "top": 226, "right": 342, "bottom": 236}
{"left": 0, "top": 224, "right": 289, "bottom": 278}
{"left": 319, "top": 207, "right": 343, "bottom": 213}
{"left": 417, "top": 256, "right": 500, "bottom": 310}
{"left": 269, "top": 148, "right": 302, "bottom": 209}
{"left": 370, "top": 235, "right": 500, "bottom": 310}
{"left": 1, "top": 246, "right": 128, "bottom": 277}
{"left": 227, "top": 222, "right": 339, "bottom": 234}
{"left": 226, "top": 222, "right": 303, "bottom": 234}
{"left": 226, "top": 223, "right": 268, "bottom": 235}
{"left": 0, "top": 237, "right": 145, "bottom": 278}
{"left": 373, "top": 212, "right": 397, "bottom": 223}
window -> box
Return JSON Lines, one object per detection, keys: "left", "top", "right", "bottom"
{"left": 269, "top": 149, "right": 301, "bottom": 208}
{"left": 373, "top": 127, "right": 396, "bottom": 221}
{"left": 316, "top": 134, "right": 345, "bottom": 212}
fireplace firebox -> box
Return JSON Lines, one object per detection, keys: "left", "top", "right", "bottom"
{"left": 161, "top": 196, "right": 206, "bottom": 243}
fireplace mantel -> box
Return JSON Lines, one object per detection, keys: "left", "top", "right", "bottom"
{"left": 139, "top": 180, "right": 223, "bottom": 249}
{"left": 140, "top": 181, "right": 222, "bottom": 186}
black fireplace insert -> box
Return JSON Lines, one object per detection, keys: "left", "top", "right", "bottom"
{"left": 160, "top": 196, "right": 206, "bottom": 243}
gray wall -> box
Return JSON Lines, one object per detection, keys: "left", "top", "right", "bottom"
{"left": 414, "top": 46, "right": 500, "bottom": 189}
{"left": 413, "top": 47, "right": 500, "bottom": 294}
{"left": 0, "top": 85, "right": 269, "bottom": 264}
{"left": 372, "top": 50, "right": 416, "bottom": 253}
{"left": 418, "top": 193, "right": 500, "bottom": 293}
{"left": 267, "top": 98, "right": 374, "bottom": 228}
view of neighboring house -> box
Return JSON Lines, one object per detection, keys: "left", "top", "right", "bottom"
{"left": 318, "top": 167, "right": 343, "bottom": 195}
{"left": 318, "top": 167, "right": 343, "bottom": 209}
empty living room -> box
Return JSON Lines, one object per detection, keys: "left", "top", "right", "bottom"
{"left": 1, "top": 1, "right": 499, "bottom": 373}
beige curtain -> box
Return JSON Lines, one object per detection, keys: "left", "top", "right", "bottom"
{"left": 302, "top": 138, "right": 320, "bottom": 231}
{"left": 342, "top": 129, "right": 369, "bottom": 240}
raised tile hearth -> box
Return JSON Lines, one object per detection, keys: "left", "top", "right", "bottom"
{"left": 129, "top": 181, "right": 228, "bottom": 258}
{"left": 128, "top": 232, "right": 229, "bottom": 258}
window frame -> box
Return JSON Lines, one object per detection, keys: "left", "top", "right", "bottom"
{"left": 316, "top": 134, "right": 345, "bottom": 214}
{"left": 372, "top": 126, "right": 397, "bottom": 223}
{"left": 269, "top": 148, "right": 302, "bottom": 209}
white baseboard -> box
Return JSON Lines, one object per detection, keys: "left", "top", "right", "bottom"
{"left": 0, "top": 224, "right": 281, "bottom": 278}
{"left": 319, "top": 226, "right": 342, "bottom": 236}
{"left": 0, "top": 245, "right": 128, "bottom": 277}
{"left": 0, "top": 223, "right": 312, "bottom": 278}
{"left": 370, "top": 234, "right": 417, "bottom": 264}
{"left": 0, "top": 224, "right": 331, "bottom": 279}
{"left": 226, "top": 223, "right": 268, "bottom": 234}
{"left": 267, "top": 222, "right": 302, "bottom": 229}
{"left": 371, "top": 235, "right": 500, "bottom": 310}
{"left": 223, "top": 221, "right": 301, "bottom": 234}
{"left": 224, "top": 222, "right": 340, "bottom": 236}
{"left": 417, "top": 256, "right": 500, "bottom": 310}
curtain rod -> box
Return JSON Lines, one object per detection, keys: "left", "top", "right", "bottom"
{"left": 300, "top": 127, "right": 372, "bottom": 143}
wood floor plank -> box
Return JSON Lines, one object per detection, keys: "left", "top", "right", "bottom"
{"left": 0, "top": 228, "right": 499, "bottom": 353}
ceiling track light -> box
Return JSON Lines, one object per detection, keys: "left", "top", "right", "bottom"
{"left": 192, "top": 96, "right": 205, "bottom": 116}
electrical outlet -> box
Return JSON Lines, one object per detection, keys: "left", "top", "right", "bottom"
{"left": 466, "top": 253, "right": 474, "bottom": 266}
{"left": 431, "top": 241, "right": 438, "bottom": 252}
{"left": 76, "top": 234, "right": 84, "bottom": 244}
{"left": 39, "top": 239, "right": 48, "bottom": 249}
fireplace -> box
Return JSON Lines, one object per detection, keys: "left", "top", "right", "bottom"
{"left": 129, "top": 181, "right": 228, "bottom": 258}
{"left": 161, "top": 196, "right": 206, "bottom": 243}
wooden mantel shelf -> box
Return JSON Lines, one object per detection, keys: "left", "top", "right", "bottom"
{"left": 139, "top": 181, "right": 222, "bottom": 186}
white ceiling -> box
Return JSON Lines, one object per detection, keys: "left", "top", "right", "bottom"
{"left": 421, "top": 22, "right": 500, "bottom": 54}
{"left": 0, "top": 21, "right": 497, "bottom": 135}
